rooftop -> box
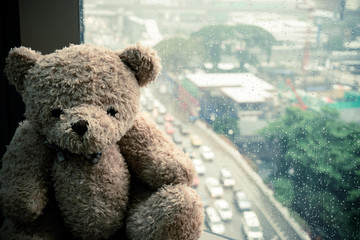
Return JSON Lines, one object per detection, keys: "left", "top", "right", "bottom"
{"left": 186, "top": 72, "right": 276, "bottom": 103}
{"left": 221, "top": 87, "right": 273, "bottom": 103}
{"left": 186, "top": 73, "right": 274, "bottom": 90}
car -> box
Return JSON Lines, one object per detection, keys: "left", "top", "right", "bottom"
{"left": 172, "top": 132, "right": 183, "bottom": 144}
{"left": 204, "top": 206, "right": 225, "bottom": 235}
{"left": 156, "top": 115, "right": 165, "bottom": 125}
{"left": 200, "top": 146, "right": 214, "bottom": 161}
{"left": 183, "top": 147, "right": 196, "bottom": 159}
{"left": 201, "top": 150, "right": 215, "bottom": 161}
{"left": 157, "top": 104, "right": 167, "bottom": 115}
{"left": 190, "top": 135, "right": 202, "bottom": 148}
{"left": 242, "top": 211, "right": 263, "bottom": 240}
{"left": 219, "top": 168, "right": 235, "bottom": 188}
{"left": 153, "top": 99, "right": 161, "bottom": 108}
{"left": 142, "top": 88, "right": 153, "bottom": 99}
{"left": 200, "top": 145, "right": 211, "bottom": 152}
{"left": 198, "top": 191, "right": 210, "bottom": 208}
{"left": 140, "top": 95, "right": 147, "bottom": 107}
{"left": 165, "top": 123, "right": 175, "bottom": 135}
{"left": 173, "top": 120, "right": 182, "bottom": 128}
{"left": 145, "top": 102, "right": 153, "bottom": 112}
{"left": 180, "top": 126, "right": 191, "bottom": 136}
{"left": 233, "top": 190, "right": 251, "bottom": 212}
{"left": 205, "top": 177, "right": 224, "bottom": 198}
{"left": 164, "top": 113, "right": 174, "bottom": 122}
{"left": 191, "top": 175, "right": 199, "bottom": 188}
{"left": 192, "top": 158, "right": 206, "bottom": 176}
{"left": 151, "top": 108, "right": 159, "bottom": 118}
{"left": 214, "top": 199, "right": 233, "bottom": 221}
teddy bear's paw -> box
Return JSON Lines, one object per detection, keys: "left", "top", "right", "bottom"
{"left": 126, "top": 184, "right": 204, "bottom": 240}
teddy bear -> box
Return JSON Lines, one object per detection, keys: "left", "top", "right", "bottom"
{"left": 0, "top": 43, "right": 204, "bottom": 240}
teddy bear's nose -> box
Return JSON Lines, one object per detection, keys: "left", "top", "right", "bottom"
{"left": 71, "top": 120, "right": 88, "bottom": 136}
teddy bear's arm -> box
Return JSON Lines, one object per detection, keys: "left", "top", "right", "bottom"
{"left": 0, "top": 120, "right": 52, "bottom": 223}
{"left": 119, "top": 113, "right": 195, "bottom": 189}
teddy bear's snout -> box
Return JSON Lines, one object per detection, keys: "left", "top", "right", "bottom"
{"left": 71, "top": 120, "right": 88, "bottom": 136}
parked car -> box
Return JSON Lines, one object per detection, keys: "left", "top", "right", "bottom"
{"left": 242, "top": 211, "right": 263, "bottom": 240}
{"left": 183, "top": 147, "right": 196, "bottom": 159}
{"left": 204, "top": 206, "right": 225, "bottom": 235}
{"left": 192, "top": 158, "right": 206, "bottom": 176}
{"left": 152, "top": 99, "right": 161, "bottom": 108}
{"left": 198, "top": 191, "right": 210, "bottom": 208}
{"left": 172, "top": 132, "right": 182, "bottom": 144}
{"left": 191, "top": 175, "right": 199, "bottom": 188}
{"left": 157, "top": 104, "right": 167, "bottom": 115}
{"left": 165, "top": 122, "right": 175, "bottom": 135}
{"left": 164, "top": 113, "right": 174, "bottom": 122}
{"left": 200, "top": 146, "right": 215, "bottom": 161}
{"left": 140, "top": 95, "right": 147, "bottom": 107}
{"left": 205, "top": 177, "right": 224, "bottom": 198}
{"left": 145, "top": 102, "right": 153, "bottom": 112}
{"left": 179, "top": 126, "right": 191, "bottom": 136}
{"left": 233, "top": 190, "right": 251, "bottom": 212}
{"left": 190, "top": 135, "right": 202, "bottom": 148}
{"left": 214, "top": 199, "right": 233, "bottom": 222}
{"left": 156, "top": 115, "right": 165, "bottom": 125}
{"left": 219, "top": 168, "right": 235, "bottom": 188}
{"left": 173, "top": 120, "right": 182, "bottom": 128}
{"left": 142, "top": 88, "right": 153, "bottom": 99}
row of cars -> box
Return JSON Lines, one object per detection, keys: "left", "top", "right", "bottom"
{"left": 141, "top": 90, "right": 263, "bottom": 240}
{"left": 204, "top": 177, "right": 263, "bottom": 240}
{"left": 201, "top": 163, "right": 264, "bottom": 239}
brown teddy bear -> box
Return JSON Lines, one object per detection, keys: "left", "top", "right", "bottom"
{"left": 0, "top": 44, "right": 204, "bottom": 240}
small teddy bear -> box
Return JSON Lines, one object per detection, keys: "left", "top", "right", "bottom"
{"left": 0, "top": 43, "right": 204, "bottom": 240}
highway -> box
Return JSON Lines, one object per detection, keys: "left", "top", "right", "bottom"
{"left": 143, "top": 87, "right": 309, "bottom": 240}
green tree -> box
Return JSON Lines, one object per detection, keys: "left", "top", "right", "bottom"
{"left": 154, "top": 37, "right": 204, "bottom": 73}
{"left": 200, "top": 94, "right": 240, "bottom": 141}
{"left": 272, "top": 177, "right": 295, "bottom": 208}
{"left": 213, "top": 114, "right": 240, "bottom": 142}
{"left": 155, "top": 24, "right": 275, "bottom": 73}
{"left": 232, "top": 24, "right": 275, "bottom": 61}
{"left": 260, "top": 107, "right": 360, "bottom": 239}
{"left": 190, "top": 25, "right": 232, "bottom": 68}
{"left": 190, "top": 24, "right": 275, "bottom": 70}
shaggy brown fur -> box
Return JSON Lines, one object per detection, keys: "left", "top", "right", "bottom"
{"left": 0, "top": 44, "right": 204, "bottom": 240}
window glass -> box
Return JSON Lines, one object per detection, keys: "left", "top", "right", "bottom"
{"left": 84, "top": 1, "right": 360, "bottom": 239}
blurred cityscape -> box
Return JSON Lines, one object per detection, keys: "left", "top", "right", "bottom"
{"left": 84, "top": 0, "right": 360, "bottom": 167}
{"left": 83, "top": 1, "right": 360, "bottom": 239}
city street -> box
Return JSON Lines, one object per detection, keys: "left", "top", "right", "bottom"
{"left": 143, "top": 88, "right": 308, "bottom": 240}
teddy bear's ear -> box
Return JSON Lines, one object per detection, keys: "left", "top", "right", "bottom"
{"left": 118, "top": 43, "right": 161, "bottom": 87}
{"left": 4, "top": 47, "right": 41, "bottom": 94}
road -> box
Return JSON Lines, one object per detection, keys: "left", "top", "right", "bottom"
{"left": 142, "top": 87, "right": 308, "bottom": 240}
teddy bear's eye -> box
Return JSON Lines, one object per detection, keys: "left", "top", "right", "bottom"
{"left": 107, "top": 107, "right": 118, "bottom": 117}
{"left": 51, "top": 108, "right": 64, "bottom": 118}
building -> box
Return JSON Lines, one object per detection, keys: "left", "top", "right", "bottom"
{"left": 181, "top": 72, "right": 277, "bottom": 120}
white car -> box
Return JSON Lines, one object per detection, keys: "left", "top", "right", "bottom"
{"left": 192, "top": 158, "right": 206, "bottom": 176}
{"left": 152, "top": 99, "right": 161, "bottom": 108}
{"left": 242, "top": 211, "right": 263, "bottom": 240}
{"left": 214, "top": 199, "right": 233, "bottom": 221}
{"left": 157, "top": 104, "right": 167, "bottom": 114}
{"left": 205, "top": 177, "right": 224, "bottom": 198}
{"left": 205, "top": 206, "right": 225, "bottom": 235}
{"left": 234, "top": 190, "right": 251, "bottom": 212}
{"left": 219, "top": 168, "right": 235, "bottom": 188}
{"left": 200, "top": 146, "right": 214, "bottom": 161}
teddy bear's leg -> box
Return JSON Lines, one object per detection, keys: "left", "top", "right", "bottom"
{"left": 126, "top": 184, "right": 204, "bottom": 240}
